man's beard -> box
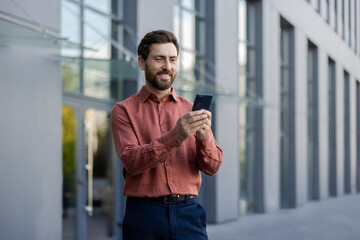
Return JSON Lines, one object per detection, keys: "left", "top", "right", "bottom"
{"left": 145, "top": 67, "right": 177, "bottom": 91}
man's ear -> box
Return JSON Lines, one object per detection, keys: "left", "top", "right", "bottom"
{"left": 138, "top": 56, "right": 145, "bottom": 70}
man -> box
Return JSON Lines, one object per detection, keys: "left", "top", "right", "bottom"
{"left": 111, "top": 30, "right": 223, "bottom": 240}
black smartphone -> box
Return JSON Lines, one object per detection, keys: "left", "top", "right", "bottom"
{"left": 192, "top": 94, "right": 213, "bottom": 111}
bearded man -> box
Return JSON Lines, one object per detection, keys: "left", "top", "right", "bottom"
{"left": 111, "top": 30, "right": 223, "bottom": 240}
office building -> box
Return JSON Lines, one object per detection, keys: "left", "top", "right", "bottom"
{"left": 1, "top": 0, "right": 359, "bottom": 239}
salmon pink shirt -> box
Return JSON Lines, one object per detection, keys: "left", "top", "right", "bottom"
{"left": 111, "top": 86, "right": 223, "bottom": 197}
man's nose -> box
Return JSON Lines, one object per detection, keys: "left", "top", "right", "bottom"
{"left": 162, "top": 60, "right": 171, "bottom": 71}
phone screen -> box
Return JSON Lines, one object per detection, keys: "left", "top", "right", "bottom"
{"left": 192, "top": 94, "right": 213, "bottom": 111}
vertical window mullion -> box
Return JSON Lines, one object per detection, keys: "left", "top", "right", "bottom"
{"left": 344, "top": 71, "right": 351, "bottom": 193}
{"left": 328, "top": 58, "right": 337, "bottom": 196}
{"left": 307, "top": 41, "right": 319, "bottom": 200}
{"left": 280, "top": 16, "right": 295, "bottom": 209}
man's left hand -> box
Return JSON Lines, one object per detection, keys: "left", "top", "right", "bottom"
{"left": 196, "top": 110, "right": 211, "bottom": 140}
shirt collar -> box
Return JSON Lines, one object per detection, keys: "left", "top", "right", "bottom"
{"left": 138, "top": 86, "right": 180, "bottom": 103}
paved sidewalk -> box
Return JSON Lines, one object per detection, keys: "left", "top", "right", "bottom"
{"left": 207, "top": 194, "right": 360, "bottom": 240}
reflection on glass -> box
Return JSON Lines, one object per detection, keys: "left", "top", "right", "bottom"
{"left": 173, "top": 5, "right": 180, "bottom": 38}
{"left": 84, "top": 10, "right": 110, "bottom": 59}
{"left": 62, "top": 106, "right": 77, "bottom": 240}
{"left": 62, "top": 63, "right": 81, "bottom": 92}
{"left": 182, "top": 0, "right": 195, "bottom": 10}
{"left": 181, "top": 10, "right": 195, "bottom": 50}
{"left": 61, "top": 0, "right": 137, "bottom": 100}
{"left": 61, "top": 1, "right": 81, "bottom": 57}
{"left": 84, "top": 0, "right": 110, "bottom": 15}
{"left": 238, "top": 0, "right": 258, "bottom": 214}
{"left": 85, "top": 109, "right": 115, "bottom": 240}
{"left": 174, "top": 0, "right": 206, "bottom": 89}
{"left": 84, "top": 62, "right": 111, "bottom": 99}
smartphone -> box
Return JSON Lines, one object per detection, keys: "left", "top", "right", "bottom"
{"left": 192, "top": 94, "right": 213, "bottom": 111}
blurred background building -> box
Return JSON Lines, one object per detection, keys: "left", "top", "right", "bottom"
{"left": 1, "top": 0, "right": 360, "bottom": 239}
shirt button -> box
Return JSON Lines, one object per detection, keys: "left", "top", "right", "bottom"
{"left": 169, "top": 182, "right": 172, "bottom": 185}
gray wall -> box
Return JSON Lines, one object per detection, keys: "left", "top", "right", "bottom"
{"left": 0, "top": 0, "right": 62, "bottom": 239}
{"left": 263, "top": 0, "right": 360, "bottom": 212}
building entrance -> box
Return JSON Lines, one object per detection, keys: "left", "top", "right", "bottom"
{"left": 62, "top": 99, "right": 119, "bottom": 240}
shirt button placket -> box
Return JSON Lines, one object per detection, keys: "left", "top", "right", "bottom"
{"left": 158, "top": 103, "right": 166, "bottom": 134}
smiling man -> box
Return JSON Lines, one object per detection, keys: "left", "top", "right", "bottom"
{"left": 111, "top": 30, "right": 223, "bottom": 240}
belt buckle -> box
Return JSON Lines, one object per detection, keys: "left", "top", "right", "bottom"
{"left": 163, "top": 195, "right": 180, "bottom": 204}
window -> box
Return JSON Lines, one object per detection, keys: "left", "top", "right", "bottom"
{"left": 307, "top": 41, "right": 319, "bottom": 200}
{"left": 357, "top": 81, "right": 360, "bottom": 193}
{"left": 174, "top": 0, "right": 207, "bottom": 89}
{"left": 61, "top": 0, "right": 138, "bottom": 100}
{"left": 342, "top": 0, "right": 345, "bottom": 39}
{"left": 344, "top": 71, "right": 351, "bottom": 193}
{"left": 238, "top": 0, "right": 263, "bottom": 214}
{"left": 328, "top": 58, "right": 337, "bottom": 196}
{"left": 317, "top": 0, "right": 321, "bottom": 13}
{"left": 335, "top": 0, "right": 338, "bottom": 32}
{"left": 355, "top": 0, "right": 358, "bottom": 52}
{"left": 280, "top": 17, "right": 296, "bottom": 208}
{"left": 326, "top": 0, "right": 330, "bottom": 23}
{"left": 348, "top": 0, "right": 351, "bottom": 46}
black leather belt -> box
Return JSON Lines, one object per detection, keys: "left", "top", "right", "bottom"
{"left": 150, "top": 195, "right": 197, "bottom": 204}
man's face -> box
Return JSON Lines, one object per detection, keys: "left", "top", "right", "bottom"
{"left": 139, "top": 43, "right": 178, "bottom": 91}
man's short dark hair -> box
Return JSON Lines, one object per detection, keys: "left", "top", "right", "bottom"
{"left": 137, "top": 30, "right": 179, "bottom": 60}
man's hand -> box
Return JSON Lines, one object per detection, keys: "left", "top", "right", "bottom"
{"left": 174, "top": 110, "right": 211, "bottom": 142}
{"left": 196, "top": 110, "right": 211, "bottom": 140}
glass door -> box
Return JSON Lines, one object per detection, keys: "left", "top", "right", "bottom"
{"left": 62, "top": 106, "right": 77, "bottom": 240}
{"left": 85, "top": 109, "right": 116, "bottom": 240}
{"left": 62, "top": 106, "right": 117, "bottom": 240}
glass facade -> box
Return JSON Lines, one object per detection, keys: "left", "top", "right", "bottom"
{"left": 307, "top": 41, "right": 319, "bottom": 200}
{"left": 335, "top": 0, "right": 338, "bottom": 32}
{"left": 344, "top": 71, "right": 351, "bottom": 193}
{"left": 61, "top": 0, "right": 138, "bottom": 100}
{"left": 355, "top": 0, "right": 358, "bottom": 53}
{"left": 62, "top": 106, "right": 77, "bottom": 239}
{"left": 348, "top": 0, "right": 351, "bottom": 46}
{"left": 238, "top": 0, "right": 263, "bottom": 214}
{"left": 328, "top": 58, "right": 337, "bottom": 196}
{"left": 342, "top": 0, "right": 345, "bottom": 39}
{"left": 173, "top": 0, "right": 208, "bottom": 96}
{"left": 280, "top": 17, "right": 296, "bottom": 209}
{"left": 61, "top": 1, "right": 137, "bottom": 239}
{"left": 326, "top": 0, "right": 330, "bottom": 23}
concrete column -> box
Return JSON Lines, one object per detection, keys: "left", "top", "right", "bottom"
{"left": 0, "top": 0, "right": 62, "bottom": 239}
{"left": 294, "top": 29, "right": 308, "bottom": 206}
{"left": 262, "top": 1, "right": 281, "bottom": 212}
{"left": 211, "top": 0, "right": 239, "bottom": 223}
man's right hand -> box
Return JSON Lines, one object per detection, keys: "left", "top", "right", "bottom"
{"left": 174, "top": 110, "right": 209, "bottom": 143}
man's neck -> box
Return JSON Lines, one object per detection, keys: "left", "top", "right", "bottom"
{"left": 145, "top": 83, "right": 171, "bottom": 101}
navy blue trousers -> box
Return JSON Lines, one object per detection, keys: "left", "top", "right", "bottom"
{"left": 122, "top": 197, "right": 208, "bottom": 240}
